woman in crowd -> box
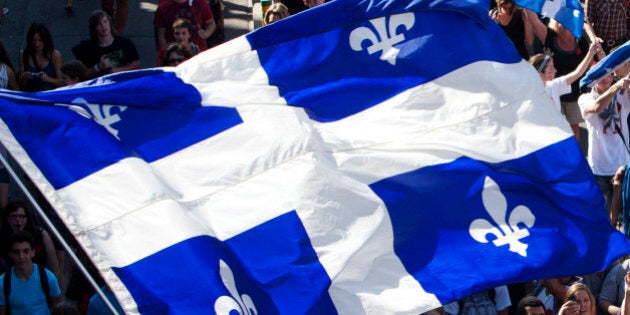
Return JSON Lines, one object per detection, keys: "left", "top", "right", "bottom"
{"left": 489, "top": 0, "right": 534, "bottom": 60}
{"left": 528, "top": 15, "right": 594, "bottom": 140}
{"left": 558, "top": 283, "right": 596, "bottom": 315}
{"left": 18, "top": 22, "right": 64, "bottom": 92}
{"left": 0, "top": 200, "right": 62, "bottom": 284}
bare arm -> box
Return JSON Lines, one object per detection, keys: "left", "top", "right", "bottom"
{"left": 6, "top": 66, "right": 19, "bottom": 91}
{"left": 584, "top": 78, "right": 630, "bottom": 115}
{"left": 600, "top": 300, "right": 622, "bottom": 315}
{"left": 112, "top": 59, "right": 140, "bottom": 73}
{"left": 198, "top": 19, "right": 216, "bottom": 40}
{"left": 526, "top": 8, "right": 548, "bottom": 44}
{"left": 564, "top": 42, "right": 600, "bottom": 86}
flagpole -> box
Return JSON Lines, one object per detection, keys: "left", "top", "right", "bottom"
{"left": 0, "top": 153, "right": 121, "bottom": 315}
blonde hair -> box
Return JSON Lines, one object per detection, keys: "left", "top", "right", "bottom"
{"left": 565, "top": 283, "right": 596, "bottom": 315}
{"left": 263, "top": 3, "right": 289, "bottom": 25}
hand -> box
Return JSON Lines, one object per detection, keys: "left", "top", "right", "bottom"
{"left": 589, "top": 41, "right": 603, "bottom": 55}
{"left": 99, "top": 54, "right": 111, "bottom": 70}
{"left": 624, "top": 272, "right": 630, "bottom": 293}
{"left": 38, "top": 71, "right": 49, "bottom": 83}
{"left": 198, "top": 28, "right": 211, "bottom": 40}
{"left": 559, "top": 300, "right": 581, "bottom": 315}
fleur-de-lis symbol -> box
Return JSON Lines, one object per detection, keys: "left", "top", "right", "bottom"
{"left": 349, "top": 12, "right": 415, "bottom": 65}
{"left": 214, "top": 260, "right": 257, "bottom": 315}
{"left": 469, "top": 176, "right": 535, "bottom": 257}
{"left": 66, "top": 97, "right": 127, "bottom": 139}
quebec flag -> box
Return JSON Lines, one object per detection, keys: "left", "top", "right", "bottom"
{"left": 0, "top": 0, "right": 627, "bottom": 313}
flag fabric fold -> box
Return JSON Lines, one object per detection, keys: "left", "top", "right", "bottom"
{"left": 0, "top": 0, "right": 627, "bottom": 314}
{"left": 580, "top": 40, "right": 630, "bottom": 88}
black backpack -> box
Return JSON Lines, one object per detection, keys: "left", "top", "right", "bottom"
{"left": 3, "top": 264, "right": 51, "bottom": 315}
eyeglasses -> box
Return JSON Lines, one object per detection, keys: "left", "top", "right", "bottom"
{"left": 167, "top": 58, "right": 185, "bottom": 65}
{"left": 8, "top": 214, "right": 27, "bottom": 220}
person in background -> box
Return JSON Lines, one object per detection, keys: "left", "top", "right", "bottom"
{"left": 558, "top": 283, "right": 597, "bottom": 315}
{"left": 528, "top": 41, "right": 599, "bottom": 115}
{"left": 154, "top": 0, "right": 216, "bottom": 52}
{"left": 585, "top": 0, "right": 629, "bottom": 54}
{"left": 0, "top": 201, "right": 62, "bottom": 286}
{"left": 72, "top": 10, "right": 140, "bottom": 79}
{"left": 516, "top": 296, "right": 546, "bottom": 315}
{"left": 60, "top": 60, "right": 88, "bottom": 86}
{"left": 0, "top": 231, "right": 62, "bottom": 315}
{"left": 156, "top": 18, "right": 199, "bottom": 66}
{"left": 599, "top": 256, "right": 630, "bottom": 315}
{"left": 489, "top": 0, "right": 534, "bottom": 60}
{"left": 161, "top": 43, "right": 193, "bottom": 67}
{"left": 528, "top": 15, "right": 595, "bottom": 140}
{"left": 0, "top": 41, "right": 19, "bottom": 92}
{"left": 18, "top": 22, "right": 64, "bottom": 92}
{"left": 264, "top": 3, "right": 290, "bottom": 25}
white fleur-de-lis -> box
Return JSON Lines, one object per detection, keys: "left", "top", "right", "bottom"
{"left": 469, "top": 176, "right": 535, "bottom": 257}
{"left": 66, "top": 97, "right": 127, "bottom": 139}
{"left": 349, "top": 12, "right": 415, "bottom": 65}
{"left": 214, "top": 260, "right": 257, "bottom": 315}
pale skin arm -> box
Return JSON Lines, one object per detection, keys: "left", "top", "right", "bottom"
{"left": 197, "top": 19, "right": 216, "bottom": 40}
{"left": 563, "top": 42, "right": 600, "bottom": 86}
{"left": 600, "top": 300, "right": 621, "bottom": 315}
{"left": 526, "top": 8, "right": 548, "bottom": 44}
{"left": 521, "top": 9, "right": 535, "bottom": 49}
{"left": 584, "top": 78, "right": 630, "bottom": 115}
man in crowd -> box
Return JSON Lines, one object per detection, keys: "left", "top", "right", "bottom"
{"left": 0, "top": 231, "right": 62, "bottom": 315}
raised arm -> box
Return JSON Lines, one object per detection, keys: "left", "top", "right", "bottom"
{"left": 564, "top": 42, "right": 601, "bottom": 86}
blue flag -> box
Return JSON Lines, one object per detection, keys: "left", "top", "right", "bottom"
{"left": 581, "top": 40, "right": 630, "bottom": 88}
{"left": 0, "top": 0, "right": 626, "bottom": 313}
{"left": 515, "top": 0, "right": 584, "bottom": 38}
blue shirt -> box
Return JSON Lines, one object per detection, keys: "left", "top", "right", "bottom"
{"left": 0, "top": 264, "right": 61, "bottom": 315}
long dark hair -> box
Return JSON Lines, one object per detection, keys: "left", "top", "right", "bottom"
{"left": 24, "top": 22, "right": 54, "bottom": 61}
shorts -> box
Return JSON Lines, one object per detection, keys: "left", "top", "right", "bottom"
{"left": 561, "top": 101, "right": 584, "bottom": 125}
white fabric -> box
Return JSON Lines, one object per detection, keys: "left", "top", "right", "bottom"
{"left": 578, "top": 89, "right": 630, "bottom": 175}
{"left": 545, "top": 75, "right": 572, "bottom": 112}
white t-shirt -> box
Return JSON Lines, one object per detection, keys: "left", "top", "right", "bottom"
{"left": 578, "top": 89, "right": 630, "bottom": 176}
{"left": 546, "top": 76, "right": 572, "bottom": 112}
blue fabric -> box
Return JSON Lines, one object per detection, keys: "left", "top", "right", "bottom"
{"left": 581, "top": 40, "right": 630, "bottom": 88}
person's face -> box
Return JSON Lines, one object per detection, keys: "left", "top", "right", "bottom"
{"left": 96, "top": 16, "right": 111, "bottom": 37}
{"left": 173, "top": 27, "right": 191, "bottom": 44}
{"left": 166, "top": 51, "right": 185, "bottom": 67}
{"left": 524, "top": 306, "right": 546, "bottom": 315}
{"left": 31, "top": 33, "right": 44, "bottom": 52}
{"left": 266, "top": 13, "right": 283, "bottom": 24}
{"left": 595, "top": 75, "right": 613, "bottom": 92}
{"left": 9, "top": 241, "right": 34, "bottom": 267}
{"left": 574, "top": 290, "right": 593, "bottom": 315}
{"left": 7, "top": 208, "right": 27, "bottom": 233}
{"left": 615, "top": 62, "right": 630, "bottom": 78}
{"left": 541, "top": 59, "right": 556, "bottom": 82}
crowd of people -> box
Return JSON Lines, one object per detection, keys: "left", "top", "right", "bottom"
{"left": 0, "top": 0, "right": 630, "bottom": 313}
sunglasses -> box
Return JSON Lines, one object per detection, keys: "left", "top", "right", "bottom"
{"left": 167, "top": 58, "right": 185, "bottom": 65}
